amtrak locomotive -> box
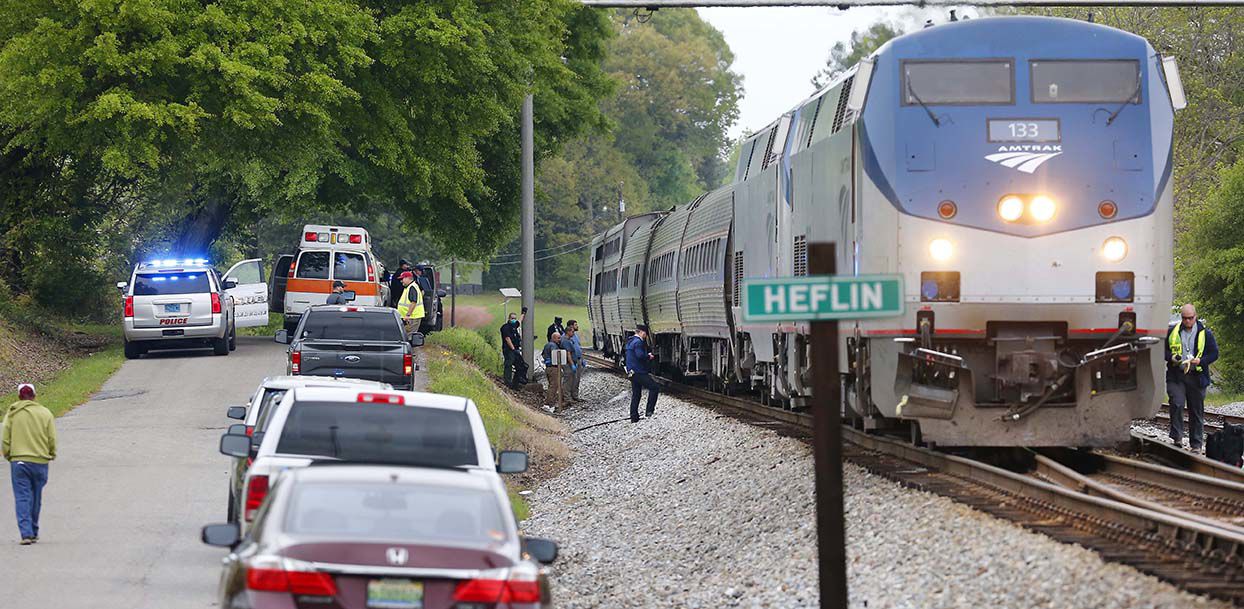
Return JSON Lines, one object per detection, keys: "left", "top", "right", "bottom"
{"left": 588, "top": 16, "right": 1185, "bottom": 446}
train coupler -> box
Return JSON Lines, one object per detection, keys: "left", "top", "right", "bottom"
{"left": 895, "top": 348, "right": 972, "bottom": 420}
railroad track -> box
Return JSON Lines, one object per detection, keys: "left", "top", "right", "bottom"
{"left": 584, "top": 350, "right": 1244, "bottom": 604}
{"left": 1154, "top": 403, "right": 1244, "bottom": 433}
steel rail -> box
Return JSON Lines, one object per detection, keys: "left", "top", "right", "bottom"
{"left": 1130, "top": 430, "right": 1244, "bottom": 484}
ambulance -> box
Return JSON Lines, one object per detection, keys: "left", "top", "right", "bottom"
{"left": 269, "top": 225, "right": 390, "bottom": 333}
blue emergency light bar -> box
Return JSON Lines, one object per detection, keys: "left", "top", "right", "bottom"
{"left": 144, "top": 258, "right": 208, "bottom": 268}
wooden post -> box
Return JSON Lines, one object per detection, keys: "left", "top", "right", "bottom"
{"left": 809, "top": 242, "right": 848, "bottom": 609}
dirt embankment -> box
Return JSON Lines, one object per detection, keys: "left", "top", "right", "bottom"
{"left": 448, "top": 305, "right": 494, "bottom": 330}
{"left": 0, "top": 318, "right": 113, "bottom": 391}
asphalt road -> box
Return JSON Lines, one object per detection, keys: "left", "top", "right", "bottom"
{"left": 0, "top": 336, "right": 286, "bottom": 609}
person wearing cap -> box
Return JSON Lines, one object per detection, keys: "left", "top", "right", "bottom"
{"left": 546, "top": 317, "right": 565, "bottom": 343}
{"left": 624, "top": 325, "right": 659, "bottom": 423}
{"left": 397, "top": 271, "right": 425, "bottom": 336}
{"left": 4, "top": 384, "right": 56, "bottom": 545}
{"left": 325, "top": 280, "right": 350, "bottom": 305}
{"left": 389, "top": 259, "right": 413, "bottom": 308}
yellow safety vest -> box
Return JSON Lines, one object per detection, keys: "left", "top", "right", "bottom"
{"left": 398, "top": 283, "right": 425, "bottom": 318}
{"left": 1168, "top": 324, "right": 1207, "bottom": 373}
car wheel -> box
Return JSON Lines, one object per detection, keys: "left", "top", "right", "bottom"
{"left": 123, "top": 340, "right": 142, "bottom": 360}
{"left": 213, "top": 335, "right": 230, "bottom": 356}
{"left": 228, "top": 325, "right": 237, "bottom": 351}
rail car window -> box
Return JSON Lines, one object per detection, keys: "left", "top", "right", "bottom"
{"left": 1030, "top": 60, "right": 1140, "bottom": 104}
{"left": 902, "top": 60, "right": 1013, "bottom": 105}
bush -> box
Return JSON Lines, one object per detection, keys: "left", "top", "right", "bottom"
{"left": 427, "top": 327, "right": 503, "bottom": 377}
{"left": 535, "top": 286, "right": 585, "bottom": 306}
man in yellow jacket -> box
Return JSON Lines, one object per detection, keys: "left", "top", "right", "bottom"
{"left": 3, "top": 383, "right": 57, "bottom": 545}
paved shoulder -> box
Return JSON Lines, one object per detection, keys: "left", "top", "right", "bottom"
{"left": 0, "top": 337, "right": 286, "bottom": 609}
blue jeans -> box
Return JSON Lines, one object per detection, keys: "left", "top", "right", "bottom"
{"left": 10, "top": 461, "right": 48, "bottom": 539}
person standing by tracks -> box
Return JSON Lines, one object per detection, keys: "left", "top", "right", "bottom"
{"left": 561, "top": 320, "right": 584, "bottom": 402}
{"left": 1165, "top": 303, "right": 1218, "bottom": 453}
{"left": 625, "top": 325, "right": 659, "bottom": 423}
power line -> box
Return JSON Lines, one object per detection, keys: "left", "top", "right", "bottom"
{"left": 486, "top": 241, "right": 595, "bottom": 265}
{"left": 489, "top": 237, "right": 594, "bottom": 259}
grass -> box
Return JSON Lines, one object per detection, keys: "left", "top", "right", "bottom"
{"left": 446, "top": 293, "right": 591, "bottom": 339}
{"left": 424, "top": 328, "right": 569, "bottom": 522}
{"left": 1206, "top": 390, "right": 1244, "bottom": 408}
{"left": 239, "top": 312, "right": 285, "bottom": 337}
{"left": 0, "top": 345, "right": 125, "bottom": 419}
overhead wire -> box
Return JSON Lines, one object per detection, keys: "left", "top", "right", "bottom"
{"left": 488, "top": 237, "right": 595, "bottom": 259}
{"left": 485, "top": 240, "right": 595, "bottom": 265}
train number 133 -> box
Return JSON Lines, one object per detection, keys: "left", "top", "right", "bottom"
{"left": 988, "top": 119, "right": 1059, "bottom": 143}
{"left": 1009, "top": 122, "right": 1040, "bottom": 137}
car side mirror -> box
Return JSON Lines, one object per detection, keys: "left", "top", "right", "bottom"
{"left": 226, "top": 406, "right": 247, "bottom": 420}
{"left": 274, "top": 329, "right": 289, "bottom": 344}
{"left": 219, "top": 434, "right": 251, "bottom": 458}
{"left": 343, "top": 290, "right": 357, "bottom": 302}
{"left": 436, "top": 289, "right": 447, "bottom": 298}
{"left": 201, "top": 522, "right": 241, "bottom": 548}
{"left": 408, "top": 332, "right": 425, "bottom": 348}
{"left": 497, "top": 450, "right": 529, "bottom": 474}
{"left": 115, "top": 281, "right": 128, "bottom": 292}
{"left": 522, "top": 537, "right": 559, "bottom": 565}
{"left": 223, "top": 278, "right": 238, "bottom": 290}
{"left": 227, "top": 423, "right": 246, "bottom": 436}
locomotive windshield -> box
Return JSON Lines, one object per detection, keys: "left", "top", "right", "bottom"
{"left": 1030, "top": 60, "right": 1140, "bottom": 103}
{"left": 902, "top": 60, "right": 1013, "bottom": 105}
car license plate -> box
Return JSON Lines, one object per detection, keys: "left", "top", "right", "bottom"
{"left": 367, "top": 579, "right": 423, "bottom": 609}
{"left": 333, "top": 368, "right": 346, "bottom": 377}
{"left": 164, "top": 304, "right": 182, "bottom": 313}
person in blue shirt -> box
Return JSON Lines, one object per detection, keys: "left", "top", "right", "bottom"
{"left": 560, "top": 321, "right": 584, "bottom": 402}
{"left": 624, "top": 324, "right": 659, "bottom": 423}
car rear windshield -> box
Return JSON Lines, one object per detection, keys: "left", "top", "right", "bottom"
{"left": 296, "top": 251, "right": 330, "bottom": 279}
{"left": 285, "top": 481, "right": 508, "bottom": 545}
{"left": 133, "top": 273, "right": 212, "bottom": 296}
{"left": 299, "top": 311, "right": 403, "bottom": 342}
{"left": 903, "top": 60, "right": 1013, "bottom": 105}
{"left": 334, "top": 253, "right": 367, "bottom": 282}
{"left": 276, "top": 402, "right": 478, "bottom": 466}
{"left": 1031, "top": 60, "right": 1140, "bottom": 103}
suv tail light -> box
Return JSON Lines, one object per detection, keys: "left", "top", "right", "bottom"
{"left": 453, "top": 569, "right": 541, "bottom": 603}
{"left": 403, "top": 353, "right": 413, "bottom": 376}
{"left": 124, "top": 296, "right": 134, "bottom": 318}
{"left": 291, "top": 350, "right": 301, "bottom": 374}
{"left": 245, "top": 557, "right": 337, "bottom": 596}
{"left": 211, "top": 292, "right": 222, "bottom": 314}
{"left": 244, "top": 475, "right": 269, "bottom": 521}
{"left": 358, "top": 392, "right": 404, "bottom": 405}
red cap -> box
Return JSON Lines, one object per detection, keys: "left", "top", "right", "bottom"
{"left": 399, "top": 271, "right": 414, "bottom": 280}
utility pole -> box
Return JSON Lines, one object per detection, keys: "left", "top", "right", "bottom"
{"left": 450, "top": 259, "right": 457, "bottom": 328}
{"left": 521, "top": 93, "right": 536, "bottom": 369}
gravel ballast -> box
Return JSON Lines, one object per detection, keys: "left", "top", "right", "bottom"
{"left": 524, "top": 370, "right": 1233, "bottom": 609}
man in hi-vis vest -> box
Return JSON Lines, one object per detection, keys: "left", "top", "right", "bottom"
{"left": 397, "top": 271, "right": 424, "bottom": 337}
{"left": 1165, "top": 303, "right": 1219, "bottom": 453}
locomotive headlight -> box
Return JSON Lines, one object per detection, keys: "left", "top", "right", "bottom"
{"left": 929, "top": 238, "right": 954, "bottom": 262}
{"left": 997, "top": 196, "right": 1024, "bottom": 222}
{"left": 1029, "top": 195, "right": 1057, "bottom": 222}
{"left": 1102, "top": 237, "right": 1128, "bottom": 262}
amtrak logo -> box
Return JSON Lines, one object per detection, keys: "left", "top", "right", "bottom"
{"left": 386, "top": 547, "right": 409, "bottom": 566}
{"left": 985, "top": 145, "right": 1063, "bottom": 174}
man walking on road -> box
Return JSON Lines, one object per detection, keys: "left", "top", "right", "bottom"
{"left": 625, "top": 325, "right": 659, "bottom": 423}
{"left": 3, "top": 383, "right": 56, "bottom": 545}
{"left": 560, "top": 321, "right": 584, "bottom": 402}
{"left": 1166, "top": 303, "right": 1219, "bottom": 453}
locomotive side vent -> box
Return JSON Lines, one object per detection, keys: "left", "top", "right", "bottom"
{"left": 832, "top": 75, "right": 855, "bottom": 133}
{"left": 793, "top": 235, "right": 808, "bottom": 276}
{"left": 733, "top": 251, "right": 744, "bottom": 305}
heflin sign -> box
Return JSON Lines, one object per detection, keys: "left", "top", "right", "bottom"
{"left": 741, "top": 259, "right": 903, "bottom": 609}
{"left": 742, "top": 274, "right": 903, "bottom": 322}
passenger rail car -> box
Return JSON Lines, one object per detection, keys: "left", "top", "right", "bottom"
{"left": 587, "top": 16, "right": 1184, "bottom": 446}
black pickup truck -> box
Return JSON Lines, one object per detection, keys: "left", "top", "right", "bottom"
{"left": 275, "top": 305, "right": 422, "bottom": 390}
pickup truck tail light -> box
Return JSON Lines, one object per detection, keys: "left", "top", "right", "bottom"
{"left": 245, "top": 556, "right": 337, "bottom": 596}
{"left": 291, "top": 350, "right": 301, "bottom": 374}
{"left": 244, "top": 475, "right": 269, "bottom": 521}
{"left": 404, "top": 353, "right": 413, "bottom": 376}
{"left": 124, "top": 296, "right": 134, "bottom": 318}
{"left": 211, "top": 292, "right": 222, "bottom": 314}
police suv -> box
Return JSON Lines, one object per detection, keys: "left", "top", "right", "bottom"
{"left": 117, "top": 258, "right": 270, "bottom": 359}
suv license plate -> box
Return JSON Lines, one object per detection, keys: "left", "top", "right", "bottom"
{"left": 164, "top": 304, "right": 182, "bottom": 313}
{"left": 367, "top": 579, "right": 423, "bottom": 609}
{"left": 162, "top": 329, "right": 184, "bottom": 336}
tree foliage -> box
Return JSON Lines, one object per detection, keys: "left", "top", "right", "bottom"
{"left": 0, "top": 0, "right": 613, "bottom": 313}
{"left": 811, "top": 21, "right": 901, "bottom": 90}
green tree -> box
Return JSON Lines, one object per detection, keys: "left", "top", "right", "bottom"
{"left": 811, "top": 21, "right": 901, "bottom": 90}
{"left": 0, "top": 0, "right": 614, "bottom": 310}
